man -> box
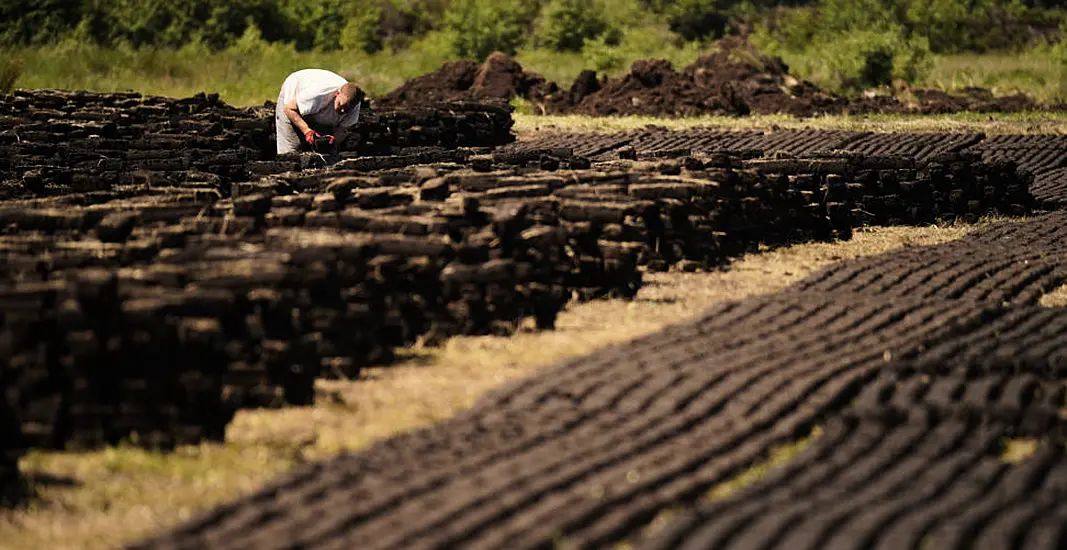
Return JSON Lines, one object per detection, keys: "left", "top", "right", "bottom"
{"left": 275, "top": 69, "right": 365, "bottom": 155}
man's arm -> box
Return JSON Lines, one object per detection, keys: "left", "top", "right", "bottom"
{"left": 283, "top": 99, "right": 312, "bottom": 136}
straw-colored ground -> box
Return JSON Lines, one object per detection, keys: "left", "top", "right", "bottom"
{"left": 1040, "top": 283, "right": 1067, "bottom": 307}
{"left": 0, "top": 221, "right": 977, "bottom": 550}
{"left": 513, "top": 112, "right": 1067, "bottom": 138}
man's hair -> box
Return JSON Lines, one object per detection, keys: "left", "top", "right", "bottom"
{"left": 339, "top": 83, "right": 365, "bottom": 110}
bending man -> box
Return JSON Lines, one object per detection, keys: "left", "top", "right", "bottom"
{"left": 275, "top": 69, "right": 365, "bottom": 155}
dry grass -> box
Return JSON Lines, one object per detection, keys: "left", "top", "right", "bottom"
{"left": 923, "top": 52, "right": 1066, "bottom": 104}
{"left": 1040, "top": 283, "right": 1067, "bottom": 308}
{"left": 1001, "top": 438, "right": 1041, "bottom": 464}
{"left": 513, "top": 112, "right": 1067, "bottom": 139}
{"left": 612, "top": 425, "right": 826, "bottom": 548}
{"left": 703, "top": 425, "right": 826, "bottom": 503}
{"left": 0, "top": 223, "right": 976, "bottom": 550}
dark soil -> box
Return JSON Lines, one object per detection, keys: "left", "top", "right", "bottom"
{"left": 376, "top": 52, "right": 547, "bottom": 108}
{"left": 554, "top": 37, "right": 847, "bottom": 117}
{"left": 378, "top": 37, "right": 1059, "bottom": 118}
{"left": 374, "top": 61, "right": 481, "bottom": 106}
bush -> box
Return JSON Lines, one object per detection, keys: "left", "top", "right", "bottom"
{"left": 582, "top": 34, "right": 625, "bottom": 72}
{"left": 663, "top": 0, "right": 732, "bottom": 41}
{"left": 443, "top": 0, "right": 535, "bottom": 59}
{"left": 376, "top": 0, "right": 447, "bottom": 49}
{"left": 227, "top": 20, "right": 271, "bottom": 57}
{"left": 816, "top": 28, "right": 932, "bottom": 91}
{"left": 1053, "top": 24, "right": 1067, "bottom": 99}
{"left": 277, "top": 0, "right": 345, "bottom": 50}
{"left": 538, "top": 0, "right": 617, "bottom": 52}
{"left": 0, "top": 0, "right": 84, "bottom": 45}
{"left": 757, "top": 0, "right": 1066, "bottom": 56}
{"left": 340, "top": 6, "right": 384, "bottom": 53}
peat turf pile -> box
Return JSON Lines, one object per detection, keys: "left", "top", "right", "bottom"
{"left": 378, "top": 38, "right": 1054, "bottom": 118}
{"left": 134, "top": 213, "right": 1067, "bottom": 550}
{"left": 350, "top": 100, "right": 514, "bottom": 154}
{"left": 499, "top": 138, "right": 1034, "bottom": 233}
{"left": 0, "top": 156, "right": 654, "bottom": 457}
{"left": 538, "top": 38, "right": 845, "bottom": 117}
{"left": 741, "top": 151, "right": 1033, "bottom": 225}
{"left": 0, "top": 89, "right": 268, "bottom": 198}
{"left": 0, "top": 90, "right": 516, "bottom": 201}
{"left": 0, "top": 126, "right": 1043, "bottom": 467}
{"left": 375, "top": 53, "right": 545, "bottom": 108}
{"left": 294, "top": 141, "right": 1031, "bottom": 272}
{"left": 386, "top": 155, "right": 852, "bottom": 272}
{"left": 506, "top": 127, "right": 991, "bottom": 161}
{"left": 971, "top": 133, "right": 1067, "bottom": 209}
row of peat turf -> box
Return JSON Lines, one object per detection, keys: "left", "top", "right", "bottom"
{"left": 0, "top": 89, "right": 515, "bottom": 200}
{"left": 505, "top": 127, "right": 1067, "bottom": 208}
{"left": 0, "top": 185, "right": 632, "bottom": 459}
{"left": 0, "top": 136, "right": 1038, "bottom": 475}
{"left": 442, "top": 147, "right": 1033, "bottom": 270}
{"left": 0, "top": 94, "right": 1045, "bottom": 505}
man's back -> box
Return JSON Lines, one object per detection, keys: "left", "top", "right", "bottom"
{"left": 274, "top": 69, "right": 361, "bottom": 155}
{"left": 278, "top": 69, "right": 349, "bottom": 123}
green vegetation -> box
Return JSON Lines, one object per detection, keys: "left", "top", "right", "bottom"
{"left": 0, "top": 51, "right": 22, "bottom": 93}
{"left": 751, "top": 0, "right": 1064, "bottom": 55}
{"left": 924, "top": 50, "right": 1067, "bottom": 103}
{"left": 1, "top": 0, "right": 1065, "bottom": 104}
{"left": 537, "top": 0, "right": 618, "bottom": 52}
{"left": 748, "top": 0, "right": 1066, "bottom": 92}
{"left": 779, "top": 28, "right": 933, "bottom": 92}
{"left": 643, "top": 0, "right": 742, "bottom": 41}
{"left": 443, "top": 0, "right": 537, "bottom": 58}
{"left": 8, "top": 40, "right": 1065, "bottom": 109}
{"left": 8, "top": 34, "right": 458, "bottom": 106}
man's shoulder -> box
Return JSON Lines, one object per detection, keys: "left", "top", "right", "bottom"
{"left": 288, "top": 69, "right": 346, "bottom": 85}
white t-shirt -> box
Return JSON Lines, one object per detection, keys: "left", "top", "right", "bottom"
{"left": 277, "top": 69, "right": 360, "bottom": 130}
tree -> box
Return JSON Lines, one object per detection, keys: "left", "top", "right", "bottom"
{"left": 539, "top": 0, "right": 616, "bottom": 52}
{"left": 444, "top": 0, "right": 534, "bottom": 59}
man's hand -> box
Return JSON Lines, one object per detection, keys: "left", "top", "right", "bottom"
{"left": 304, "top": 129, "right": 321, "bottom": 145}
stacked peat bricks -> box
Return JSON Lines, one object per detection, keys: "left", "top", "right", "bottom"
{"left": 431, "top": 146, "right": 1033, "bottom": 271}
{"left": 1, "top": 273, "right": 236, "bottom": 451}
{"left": 0, "top": 385, "right": 22, "bottom": 506}
{"left": 0, "top": 90, "right": 517, "bottom": 200}
{"left": 248, "top": 167, "right": 637, "bottom": 324}
{"left": 0, "top": 89, "right": 270, "bottom": 199}
{"left": 771, "top": 151, "right": 1035, "bottom": 225}
{"left": 968, "top": 134, "right": 1067, "bottom": 209}
{"left": 343, "top": 100, "right": 515, "bottom": 156}
{"left": 0, "top": 166, "right": 635, "bottom": 452}
{"left": 443, "top": 151, "right": 850, "bottom": 272}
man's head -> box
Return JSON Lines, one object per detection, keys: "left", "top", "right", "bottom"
{"left": 335, "top": 82, "right": 365, "bottom": 115}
